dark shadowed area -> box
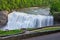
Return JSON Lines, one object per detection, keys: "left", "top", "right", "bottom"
{"left": 22, "top": 32, "right": 60, "bottom": 40}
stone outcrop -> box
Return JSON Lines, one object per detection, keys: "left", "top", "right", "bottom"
{"left": 0, "top": 11, "right": 8, "bottom": 27}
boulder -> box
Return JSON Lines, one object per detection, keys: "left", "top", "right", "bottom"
{"left": 0, "top": 11, "right": 8, "bottom": 27}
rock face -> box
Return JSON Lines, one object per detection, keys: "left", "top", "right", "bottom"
{"left": 0, "top": 11, "right": 8, "bottom": 27}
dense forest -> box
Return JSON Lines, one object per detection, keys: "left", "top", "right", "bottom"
{"left": 0, "top": 0, "right": 60, "bottom": 12}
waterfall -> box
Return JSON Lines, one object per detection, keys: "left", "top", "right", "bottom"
{"left": 0, "top": 8, "right": 54, "bottom": 30}
{"left": 0, "top": 11, "right": 54, "bottom": 30}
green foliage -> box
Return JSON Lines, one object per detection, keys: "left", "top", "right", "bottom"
{"left": 50, "top": 0, "right": 60, "bottom": 22}
{"left": 0, "top": 29, "right": 24, "bottom": 36}
{"left": 0, "top": 0, "right": 60, "bottom": 13}
{"left": 34, "top": 27, "right": 60, "bottom": 32}
{"left": 50, "top": 0, "right": 60, "bottom": 12}
{"left": 0, "top": 0, "right": 50, "bottom": 11}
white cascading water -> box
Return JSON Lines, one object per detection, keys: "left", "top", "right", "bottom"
{"left": 0, "top": 8, "right": 54, "bottom": 30}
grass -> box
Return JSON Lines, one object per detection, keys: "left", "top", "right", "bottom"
{"left": 33, "top": 27, "right": 60, "bottom": 32}
{"left": 26, "top": 26, "right": 60, "bottom": 31}
{"left": 0, "top": 29, "right": 24, "bottom": 36}
{"left": 0, "top": 26, "right": 60, "bottom": 36}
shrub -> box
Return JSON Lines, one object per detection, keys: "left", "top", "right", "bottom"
{"left": 50, "top": 0, "right": 60, "bottom": 21}
{"left": 50, "top": 0, "right": 60, "bottom": 12}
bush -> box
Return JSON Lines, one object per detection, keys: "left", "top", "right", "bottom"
{"left": 50, "top": 0, "right": 60, "bottom": 12}
{"left": 50, "top": 0, "right": 60, "bottom": 22}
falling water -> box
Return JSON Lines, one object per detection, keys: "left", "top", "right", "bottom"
{"left": 0, "top": 8, "right": 54, "bottom": 30}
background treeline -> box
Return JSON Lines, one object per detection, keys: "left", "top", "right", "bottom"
{"left": 0, "top": 0, "right": 60, "bottom": 12}
{"left": 0, "top": 0, "right": 56, "bottom": 11}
